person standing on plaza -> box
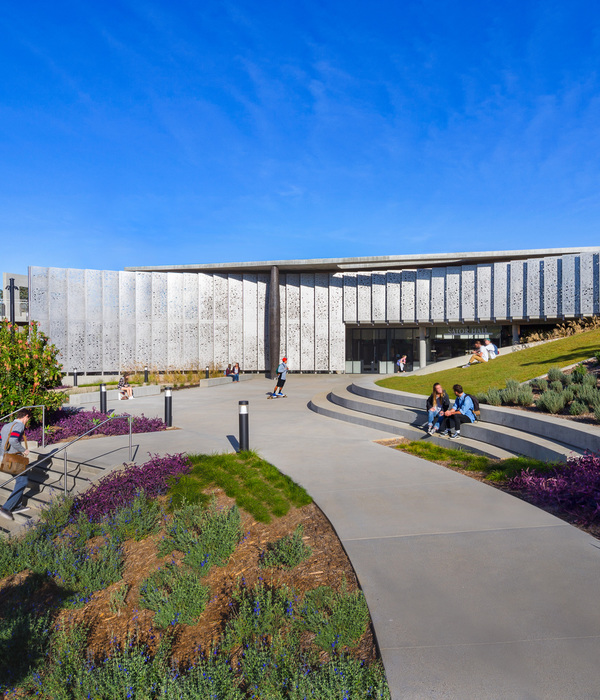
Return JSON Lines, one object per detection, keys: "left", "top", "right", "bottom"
{"left": 0, "top": 409, "right": 32, "bottom": 520}
{"left": 271, "top": 357, "right": 288, "bottom": 397}
{"left": 397, "top": 355, "right": 407, "bottom": 373}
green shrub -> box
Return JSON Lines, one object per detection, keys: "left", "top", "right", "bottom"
{"left": 108, "top": 583, "right": 129, "bottom": 615}
{"left": 569, "top": 400, "right": 588, "bottom": 416}
{"left": 549, "top": 380, "right": 563, "bottom": 393}
{"left": 261, "top": 525, "right": 312, "bottom": 569}
{"left": 0, "top": 319, "right": 65, "bottom": 422}
{"left": 516, "top": 387, "right": 534, "bottom": 406}
{"left": 475, "top": 392, "right": 488, "bottom": 405}
{"left": 500, "top": 379, "right": 521, "bottom": 405}
{"left": 139, "top": 564, "right": 210, "bottom": 628}
{"left": 0, "top": 607, "right": 52, "bottom": 690}
{"left": 595, "top": 406, "right": 600, "bottom": 424}
{"left": 297, "top": 583, "right": 370, "bottom": 652}
{"left": 561, "top": 373, "right": 572, "bottom": 386}
{"left": 109, "top": 491, "right": 161, "bottom": 542}
{"left": 535, "top": 390, "right": 566, "bottom": 414}
{"left": 534, "top": 378, "right": 548, "bottom": 392}
{"left": 224, "top": 584, "right": 295, "bottom": 648}
{"left": 572, "top": 364, "right": 588, "bottom": 382}
{"left": 160, "top": 500, "right": 242, "bottom": 576}
{"left": 577, "top": 385, "right": 599, "bottom": 408}
{"left": 485, "top": 388, "right": 502, "bottom": 406}
{"left": 583, "top": 373, "right": 598, "bottom": 388}
{"left": 547, "top": 367, "right": 563, "bottom": 383}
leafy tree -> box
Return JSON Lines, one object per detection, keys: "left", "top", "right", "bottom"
{"left": 0, "top": 320, "right": 64, "bottom": 421}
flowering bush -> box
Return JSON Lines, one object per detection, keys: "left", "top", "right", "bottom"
{"left": 508, "top": 452, "right": 600, "bottom": 524}
{"left": 25, "top": 408, "right": 167, "bottom": 445}
{"left": 0, "top": 319, "right": 64, "bottom": 421}
{"left": 73, "top": 453, "right": 191, "bottom": 521}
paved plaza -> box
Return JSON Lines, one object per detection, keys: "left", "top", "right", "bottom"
{"left": 62, "top": 375, "right": 600, "bottom": 699}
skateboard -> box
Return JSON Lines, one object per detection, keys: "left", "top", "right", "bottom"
{"left": 268, "top": 394, "right": 287, "bottom": 399}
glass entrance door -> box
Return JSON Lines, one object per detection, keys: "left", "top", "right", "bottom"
{"left": 345, "top": 327, "right": 416, "bottom": 373}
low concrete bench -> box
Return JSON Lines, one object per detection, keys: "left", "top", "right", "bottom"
{"left": 68, "top": 385, "right": 162, "bottom": 405}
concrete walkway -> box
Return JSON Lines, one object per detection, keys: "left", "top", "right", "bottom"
{"left": 61, "top": 376, "right": 600, "bottom": 699}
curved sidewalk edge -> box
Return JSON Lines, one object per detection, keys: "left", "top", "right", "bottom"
{"left": 31, "top": 377, "right": 600, "bottom": 700}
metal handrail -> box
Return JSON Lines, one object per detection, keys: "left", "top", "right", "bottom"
{"left": 0, "top": 405, "right": 46, "bottom": 448}
{"left": 1, "top": 413, "right": 133, "bottom": 496}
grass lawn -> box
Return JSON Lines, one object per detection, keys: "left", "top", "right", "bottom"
{"left": 378, "top": 328, "right": 600, "bottom": 396}
{"left": 396, "top": 440, "right": 555, "bottom": 482}
{"left": 168, "top": 450, "right": 312, "bottom": 522}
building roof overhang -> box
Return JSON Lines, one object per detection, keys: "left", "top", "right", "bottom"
{"left": 124, "top": 247, "right": 600, "bottom": 275}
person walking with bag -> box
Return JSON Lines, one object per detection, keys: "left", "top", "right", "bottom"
{"left": 0, "top": 409, "right": 32, "bottom": 520}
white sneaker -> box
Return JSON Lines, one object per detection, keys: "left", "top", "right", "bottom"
{"left": 12, "top": 506, "right": 30, "bottom": 515}
{"left": 0, "top": 508, "right": 14, "bottom": 521}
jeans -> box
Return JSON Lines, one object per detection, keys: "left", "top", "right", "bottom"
{"left": 233, "top": 374, "right": 239, "bottom": 382}
{"left": 427, "top": 408, "right": 443, "bottom": 428}
{"left": 4, "top": 473, "right": 29, "bottom": 511}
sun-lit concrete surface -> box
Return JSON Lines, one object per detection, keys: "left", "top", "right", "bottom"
{"left": 61, "top": 375, "right": 600, "bottom": 700}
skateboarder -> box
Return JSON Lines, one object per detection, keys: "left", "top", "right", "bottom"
{"left": 270, "top": 357, "right": 288, "bottom": 398}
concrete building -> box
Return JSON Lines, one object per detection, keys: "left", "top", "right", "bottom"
{"left": 28, "top": 247, "right": 600, "bottom": 377}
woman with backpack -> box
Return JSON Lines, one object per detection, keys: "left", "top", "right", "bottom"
{"left": 426, "top": 383, "right": 450, "bottom": 435}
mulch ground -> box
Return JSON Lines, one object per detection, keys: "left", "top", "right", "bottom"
{"left": 0, "top": 492, "right": 377, "bottom": 667}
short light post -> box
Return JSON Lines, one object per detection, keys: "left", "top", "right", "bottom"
{"left": 164, "top": 387, "right": 172, "bottom": 427}
{"left": 73, "top": 368, "right": 78, "bottom": 387}
{"left": 239, "top": 400, "right": 249, "bottom": 452}
{"left": 144, "top": 366, "right": 149, "bottom": 383}
{"left": 205, "top": 366, "right": 210, "bottom": 379}
{"left": 100, "top": 383, "right": 107, "bottom": 414}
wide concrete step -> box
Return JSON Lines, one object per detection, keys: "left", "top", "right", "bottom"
{"left": 308, "top": 391, "right": 516, "bottom": 460}
{"left": 351, "top": 379, "right": 600, "bottom": 455}
{"left": 330, "top": 386, "right": 425, "bottom": 425}
{"left": 345, "top": 383, "right": 583, "bottom": 462}
{"left": 460, "top": 422, "right": 584, "bottom": 462}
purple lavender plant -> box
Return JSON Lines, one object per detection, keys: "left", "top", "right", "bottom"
{"left": 25, "top": 409, "right": 167, "bottom": 445}
{"left": 73, "top": 453, "right": 191, "bottom": 522}
{"left": 508, "top": 452, "right": 600, "bottom": 524}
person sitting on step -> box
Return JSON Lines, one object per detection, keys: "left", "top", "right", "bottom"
{"left": 439, "top": 384, "right": 476, "bottom": 439}
{"left": 426, "top": 382, "right": 450, "bottom": 435}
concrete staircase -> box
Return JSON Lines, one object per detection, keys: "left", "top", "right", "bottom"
{"left": 0, "top": 443, "right": 111, "bottom": 537}
{"left": 309, "top": 378, "right": 600, "bottom": 462}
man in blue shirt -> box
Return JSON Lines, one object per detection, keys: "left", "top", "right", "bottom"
{"left": 439, "top": 384, "right": 475, "bottom": 439}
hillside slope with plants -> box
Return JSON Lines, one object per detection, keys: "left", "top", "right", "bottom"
{"left": 0, "top": 451, "right": 390, "bottom": 699}
{"left": 378, "top": 328, "right": 600, "bottom": 396}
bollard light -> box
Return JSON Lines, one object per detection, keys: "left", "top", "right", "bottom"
{"left": 100, "top": 383, "right": 107, "bottom": 414}
{"left": 164, "top": 387, "right": 173, "bottom": 427}
{"left": 73, "top": 368, "right": 78, "bottom": 387}
{"left": 238, "top": 400, "right": 249, "bottom": 452}
{"left": 205, "top": 366, "right": 210, "bottom": 379}
{"left": 144, "top": 366, "right": 149, "bottom": 383}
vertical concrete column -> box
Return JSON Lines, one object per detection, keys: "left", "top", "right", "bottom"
{"left": 268, "top": 266, "right": 280, "bottom": 379}
{"left": 418, "top": 326, "right": 427, "bottom": 370}
{"left": 512, "top": 323, "right": 520, "bottom": 345}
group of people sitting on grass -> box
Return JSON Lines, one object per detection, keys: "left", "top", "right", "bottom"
{"left": 426, "top": 382, "right": 477, "bottom": 439}
{"left": 463, "top": 338, "right": 498, "bottom": 367}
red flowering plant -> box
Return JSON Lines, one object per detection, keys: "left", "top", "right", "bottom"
{"left": 0, "top": 319, "right": 65, "bottom": 422}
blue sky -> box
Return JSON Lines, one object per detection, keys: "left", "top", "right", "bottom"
{"left": 2, "top": 1, "right": 600, "bottom": 273}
